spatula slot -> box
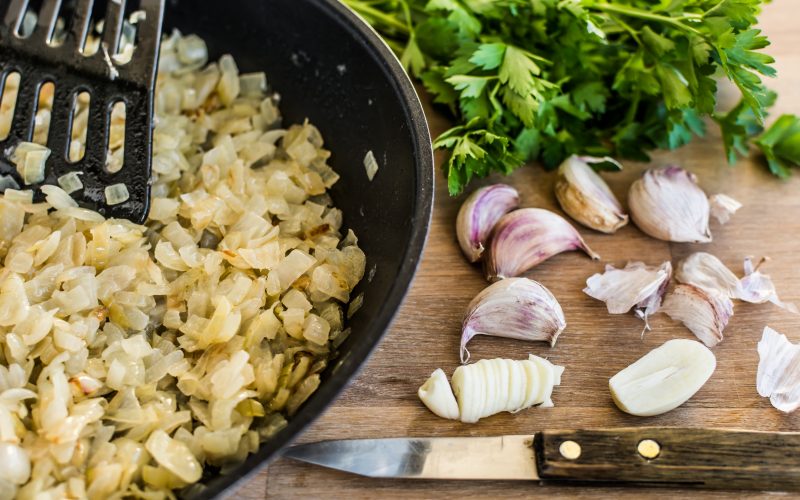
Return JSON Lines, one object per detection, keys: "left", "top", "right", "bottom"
{"left": 106, "top": 99, "right": 124, "bottom": 172}
{"left": 0, "top": 72, "right": 21, "bottom": 140}
{"left": 32, "top": 81, "right": 54, "bottom": 145}
{"left": 68, "top": 90, "right": 90, "bottom": 162}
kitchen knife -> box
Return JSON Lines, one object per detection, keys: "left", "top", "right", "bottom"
{"left": 283, "top": 427, "right": 800, "bottom": 490}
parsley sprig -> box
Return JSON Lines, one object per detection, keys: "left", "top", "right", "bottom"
{"left": 344, "top": 0, "right": 799, "bottom": 194}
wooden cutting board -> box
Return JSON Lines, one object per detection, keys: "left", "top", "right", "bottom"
{"left": 241, "top": 4, "right": 800, "bottom": 498}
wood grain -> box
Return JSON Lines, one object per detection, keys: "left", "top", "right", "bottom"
{"left": 240, "top": 4, "right": 800, "bottom": 498}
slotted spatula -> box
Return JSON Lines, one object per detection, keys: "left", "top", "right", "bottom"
{"left": 0, "top": 0, "right": 164, "bottom": 223}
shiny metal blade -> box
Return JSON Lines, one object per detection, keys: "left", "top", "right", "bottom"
{"left": 283, "top": 435, "right": 538, "bottom": 480}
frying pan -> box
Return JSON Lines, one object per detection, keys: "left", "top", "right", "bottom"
{"left": 160, "top": 0, "right": 434, "bottom": 496}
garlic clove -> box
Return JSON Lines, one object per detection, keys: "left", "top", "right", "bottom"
{"left": 418, "top": 368, "right": 460, "bottom": 420}
{"left": 735, "top": 257, "right": 798, "bottom": 313}
{"left": 456, "top": 184, "right": 520, "bottom": 262}
{"left": 675, "top": 252, "right": 740, "bottom": 297}
{"left": 583, "top": 261, "right": 671, "bottom": 329}
{"left": 461, "top": 278, "right": 566, "bottom": 363}
{"left": 609, "top": 338, "right": 716, "bottom": 417}
{"left": 529, "top": 354, "right": 564, "bottom": 408}
{"left": 662, "top": 284, "right": 733, "bottom": 347}
{"left": 756, "top": 326, "right": 800, "bottom": 413}
{"left": 628, "top": 166, "right": 712, "bottom": 243}
{"left": 708, "top": 193, "right": 742, "bottom": 225}
{"left": 555, "top": 155, "right": 628, "bottom": 233}
{"left": 485, "top": 208, "right": 599, "bottom": 281}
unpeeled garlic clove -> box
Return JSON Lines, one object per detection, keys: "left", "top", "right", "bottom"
{"left": 456, "top": 184, "right": 520, "bottom": 262}
{"left": 675, "top": 252, "right": 740, "bottom": 297}
{"left": 628, "top": 166, "right": 712, "bottom": 243}
{"left": 662, "top": 284, "right": 733, "bottom": 347}
{"left": 461, "top": 278, "right": 565, "bottom": 363}
{"left": 708, "top": 193, "right": 742, "bottom": 225}
{"left": 418, "top": 368, "right": 460, "bottom": 420}
{"left": 555, "top": 155, "right": 628, "bottom": 234}
{"left": 485, "top": 208, "right": 599, "bottom": 280}
{"left": 736, "top": 257, "right": 798, "bottom": 313}
{"left": 757, "top": 326, "right": 800, "bottom": 413}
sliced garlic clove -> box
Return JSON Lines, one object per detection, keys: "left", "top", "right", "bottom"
{"left": 418, "top": 368, "right": 460, "bottom": 420}
{"left": 708, "top": 193, "right": 742, "bottom": 225}
{"left": 675, "top": 252, "right": 740, "bottom": 297}
{"left": 528, "top": 354, "right": 563, "bottom": 408}
{"left": 555, "top": 155, "right": 628, "bottom": 233}
{"left": 628, "top": 166, "right": 712, "bottom": 243}
{"left": 485, "top": 208, "right": 599, "bottom": 281}
{"left": 735, "top": 257, "right": 798, "bottom": 313}
{"left": 461, "top": 278, "right": 566, "bottom": 363}
{"left": 757, "top": 326, "right": 800, "bottom": 413}
{"left": 456, "top": 184, "right": 520, "bottom": 262}
{"left": 610, "top": 338, "right": 716, "bottom": 417}
{"left": 662, "top": 284, "right": 733, "bottom": 347}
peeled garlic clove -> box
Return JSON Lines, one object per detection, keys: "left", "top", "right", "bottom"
{"left": 662, "top": 284, "right": 733, "bottom": 347}
{"left": 583, "top": 261, "right": 671, "bottom": 328}
{"left": 628, "top": 166, "right": 712, "bottom": 243}
{"left": 555, "top": 155, "right": 628, "bottom": 233}
{"left": 418, "top": 368, "right": 460, "bottom": 420}
{"left": 610, "top": 338, "right": 716, "bottom": 417}
{"left": 456, "top": 184, "right": 520, "bottom": 262}
{"left": 675, "top": 252, "right": 739, "bottom": 297}
{"left": 461, "top": 278, "right": 566, "bottom": 363}
{"left": 757, "top": 326, "right": 800, "bottom": 413}
{"left": 708, "top": 193, "right": 742, "bottom": 225}
{"left": 485, "top": 208, "right": 599, "bottom": 280}
{"left": 735, "top": 257, "right": 798, "bottom": 313}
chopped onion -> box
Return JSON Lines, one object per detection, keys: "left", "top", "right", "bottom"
{"left": 57, "top": 171, "right": 84, "bottom": 194}
{"left": 104, "top": 183, "right": 130, "bottom": 205}
{"left": 364, "top": 150, "right": 379, "bottom": 181}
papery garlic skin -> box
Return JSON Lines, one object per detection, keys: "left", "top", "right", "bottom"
{"left": 662, "top": 284, "right": 733, "bottom": 347}
{"left": 676, "top": 252, "right": 740, "bottom": 297}
{"left": 583, "top": 261, "right": 671, "bottom": 328}
{"left": 555, "top": 155, "right": 628, "bottom": 233}
{"left": 736, "top": 257, "right": 798, "bottom": 313}
{"left": 610, "top": 339, "right": 716, "bottom": 417}
{"left": 461, "top": 278, "right": 565, "bottom": 363}
{"left": 456, "top": 184, "right": 520, "bottom": 262}
{"left": 418, "top": 368, "right": 460, "bottom": 420}
{"left": 709, "top": 193, "right": 742, "bottom": 225}
{"left": 757, "top": 326, "right": 800, "bottom": 413}
{"left": 628, "top": 166, "right": 712, "bottom": 243}
{"left": 485, "top": 208, "right": 599, "bottom": 281}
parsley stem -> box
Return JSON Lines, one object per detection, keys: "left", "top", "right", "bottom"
{"left": 589, "top": 2, "right": 701, "bottom": 36}
{"left": 344, "top": 1, "right": 410, "bottom": 36}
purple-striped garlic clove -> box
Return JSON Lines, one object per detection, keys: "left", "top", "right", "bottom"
{"left": 484, "top": 208, "right": 599, "bottom": 281}
{"left": 456, "top": 184, "right": 520, "bottom": 262}
{"left": 662, "top": 284, "right": 733, "bottom": 347}
{"left": 555, "top": 155, "right": 628, "bottom": 233}
{"left": 461, "top": 278, "right": 566, "bottom": 363}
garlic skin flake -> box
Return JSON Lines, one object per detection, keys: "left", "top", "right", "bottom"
{"left": 555, "top": 155, "right": 628, "bottom": 233}
{"left": 662, "top": 284, "right": 733, "bottom": 347}
{"left": 583, "top": 261, "right": 671, "bottom": 328}
{"left": 610, "top": 339, "right": 716, "bottom": 417}
{"left": 757, "top": 326, "right": 800, "bottom": 413}
{"left": 675, "top": 252, "right": 740, "bottom": 297}
{"left": 418, "top": 368, "right": 460, "bottom": 420}
{"left": 628, "top": 166, "right": 712, "bottom": 243}
{"left": 485, "top": 208, "right": 599, "bottom": 281}
{"left": 461, "top": 278, "right": 565, "bottom": 363}
{"left": 737, "top": 257, "right": 798, "bottom": 313}
{"left": 456, "top": 184, "right": 520, "bottom": 262}
{"left": 709, "top": 193, "right": 742, "bottom": 224}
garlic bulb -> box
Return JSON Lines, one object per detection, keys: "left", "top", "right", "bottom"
{"left": 485, "top": 208, "right": 599, "bottom": 280}
{"left": 708, "top": 193, "right": 742, "bottom": 224}
{"left": 757, "top": 326, "right": 800, "bottom": 413}
{"left": 675, "top": 252, "right": 740, "bottom": 297}
{"left": 662, "top": 284, "right": 733, "bottom": 347}
{"left": 418, "top": 356, "right": 564, "bottom": 423}
{"left": 737, "top": 257, "right": 798, "bottom": 313}
{"left": 456, "top": 184, "right": 520, "bottom": 262}
{"left": 583, "top": 261, "right": 671, "bottom": 329}
{"left": 628, "top": 166, "right": 712, "bottom": 243}
{"left": 610, "top": 339, "right": 716, "bottom": 417}
{"left": 418, "top": 368, "right": 460, "bottom": 420}
{"left": 461, "top": 278, "right": 565, "bottom": 363}
{"left": 555, "top": 155, "right": 628, "bottom": 233}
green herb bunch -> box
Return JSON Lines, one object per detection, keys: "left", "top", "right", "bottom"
{"left": 343, "top": 0, "right": 800, "bottom": 194}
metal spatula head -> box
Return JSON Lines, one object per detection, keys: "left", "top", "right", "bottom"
{"left": 0, "top": 0, "right": 164, "bottom": 223}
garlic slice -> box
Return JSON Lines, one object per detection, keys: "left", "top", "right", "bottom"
{"left": 736, "top": 257, "right": 798, "bottom": 313}
{"left": 610, "top": 338, "right": 716, "bottom": 417}
{"left": 418, "top": 368, "right": 460, "bottom": 420}
{"left": 662, "top": 284, "right": 733, "bottom": 347}
{"left": 461, "top": 278, "right": 566, "bottom": 363}
{"left": 554, "top": 155, "right": 628, "bottom": 234}
{"left": 456, "top": 184, "right": 520, "bottom": 262}
{"left": 583, "top": 261, "right": 671, "bottom": 329}
{"left": 757, "top": 326, "right": 800, "bottom": 413}
{"left": 708, "top": 193, "right": 742, "bottom": 224}
{"left": 675, "top": 252, "right": 740, "bottom": 297}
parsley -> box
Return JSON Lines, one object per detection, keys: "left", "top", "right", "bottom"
{"left": 344, "top": 0, "right": 800, "bottom": 195}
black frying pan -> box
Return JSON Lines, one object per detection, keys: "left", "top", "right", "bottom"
{"left": 161, "top": 0, "right": 434, "bottom": 497}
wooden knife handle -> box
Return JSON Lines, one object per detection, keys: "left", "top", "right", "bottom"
{"left": 536, "top": 427, "right": 800, "bottom": 490}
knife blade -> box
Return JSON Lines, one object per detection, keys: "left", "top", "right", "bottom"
{"left": 284, "top": 427, "right": 800, "bottom": 490}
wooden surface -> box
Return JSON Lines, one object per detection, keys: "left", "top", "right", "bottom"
{"left": 240, "top": 4, "right": 800, "bottom": 498}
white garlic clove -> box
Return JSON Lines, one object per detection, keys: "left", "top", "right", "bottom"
{"left": 675, "top": 252, "right": 740, "bottom": 297}
{"left": 735, "top": 257, "right": 798, "bottom": 313}
{"left": 485, "top": 208, "right": 599, "bottom": 280}
{"left": 583, "top": 261, "right": 671, "bottom": 329}
{"left": 662, "top": 284, "right": 733, "bottom": 347}
{"left": 461, "top": 278, "right": 566, "bottom": 363}
{"left": 757, "top": 326, "right": 800, "bottom": 413}
{"left": 610, "top": 338, "right": 716, "bottom": 417}
{"left": 528, "top": 354, "right": 564, "bottom": 408}
{"left": 418, "top": 368, "right": 460, "bottom": 420}
{"left": 456, "top": 184, "right": 520, "bottom": 262}
{"left": 628, "top": 166, "right": 712, "bottom": 243}
{"left": 555, "top": 155, "right": 628, "bottom": 233}
{"left": 708, "top": 193, "right": 742, "bottom": 225}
